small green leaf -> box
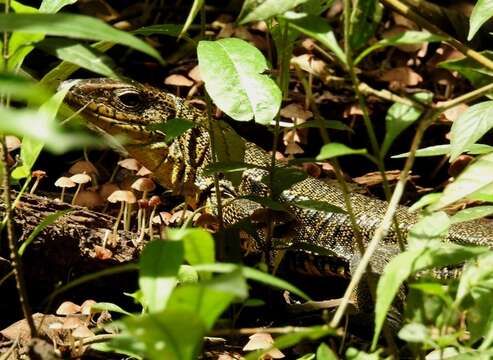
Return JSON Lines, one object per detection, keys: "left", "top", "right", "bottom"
{"left": 450, "top": 101, "right": 493, "bottom": 162}
{"left": 177, "top": 265, "right": 199, "bottom": 284}
{"left": 408, "top": 193, "right": 442, "bottom": 212}
{"left": 450, "top": 205, "right": 493, "bottom": 224}
{"left": 316, "top": 343, "right": 338, "bottom": 360}
{"left": 180, "top": 0, "right": 204, "bottom": 38}
{"left": 238, "top": 0, "right": 309, "bottom": 24}
{"left": 269, "top": 167, "right": 308, "bottom": 197}
{"left": 241, "top": 195, "right": 287, "bottom": 212}
{"left": 202, "top": 162, "right": 263, "bottom": 177}
{"left": 197, "top": 38, "right": 281, "bottom": 125}
{"left": 407, "top": 211, "right": 451, "bottom": 248}
{"left": 468, "top": 0, "right": 493, "bottom": 40}
{"left": 355, "top": 31, "right": 445, "bottom": 65}
{"left": 283, "top": 11, "right": 346, "bottom": 65}
{"left": 291, "top": 199, "right": 346, "bottom": 214}
{"left": 392, "top": 143, "right": 493, "bottom": 159}
{"left": 381, "top": 92, "right": 432, "bottom": 157}
{"left": 294, "top": 118, "right": 352, "bottom": 131}
{"left": 133, "top": 24, "right": 184, "bottom": 37}
{"left": 349, "top": 0, "right": 383, "bottom": 50}
{"left": 36, "top": 38, "right": 120, "bottom": 78}
{"left": 146, "top": 117, "right": 195, "bottom": 143}
{"left": 0, "top": 13, "right": 163, "bottom": 63}
{"left": 0, "top": 74, "right": 51, "bottom": 104}
{"left": 398, "top": 323, "right": 431, "bottom": 344}
{"left": 167, "top": 270, "right": 247, "bottom": 330}
{"left": 192, "top": 263, "right": 311, "bottom": 300}
{"left": 167, "top": 228, "right": 215, "bottom": 265}
{"left": 316, "top": 142, "right": 367, "bottom": 160}
{"left": 91, "top": 302, "right": 132, "bottom": 316}
{"left": 139, "top": 240, "right": 184, "bottom": 312}
{"left": 429, "top": 152, "right": 493, "bottom": 211}
{"left": 39, "top": 0, "right": 77, "bottom": 13}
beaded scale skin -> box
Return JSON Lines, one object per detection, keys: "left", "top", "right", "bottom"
{"left": 65, "top": 78, "right": 493, "bottom": 279}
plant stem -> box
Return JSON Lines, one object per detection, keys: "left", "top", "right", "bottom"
{"left": 0, "top": 0, "right": 37, "bottom": 339}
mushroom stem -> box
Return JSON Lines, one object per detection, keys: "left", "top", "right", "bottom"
{"left": 60, "top": 187, "right": 66, "bottom": 203}
{"left": 124, "top": 203, "right": 132, "bottom": 232}
{"left": 137, "top": 208, "right": 147, "bottom": 243}
{"left": 148, "top": 206, "right": 157, "bottom": 239}
{"left": 113, "top": 202, "right": 125, "bottom": 235}
{"left": 72, "top": 183, "right": 83, "bottom": 205}
{"left": 29, "top": 178, "right": 41, "bottom": 194}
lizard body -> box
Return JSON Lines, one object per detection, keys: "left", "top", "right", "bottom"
{"left": 64, "top": 78, "right": 493, "bottom": 272}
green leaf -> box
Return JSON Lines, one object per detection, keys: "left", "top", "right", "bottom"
{"left": 238, "top": 0, "right": 309, "bottom": 24}
{"left": 398, "top": 323, "right": 431, "bottom": 344}
{"left": 349, "top": 0, "right": 383, "bottom": 50}
{"left": 429, "top": 152, "right": 493, "bottom": 211}
{"left": 241, "top": 195, "right": 287, "bottom": 212}
{"left": 291, "top": 199, "right": 346, "bottom": 214}
{"left": 408, "top": 193, "right": 442, "bottom": 212}
{"left": 167, "top": 228, "right": 215, "bottom": 265}
{"left": 192, "top": 263, "right": 311, "bottom": 300}
{"left": 407, "top": 211, "right": 451, "bottom": 248}
{"left": 139, "top": 240, "right": 184, "bottom": 312}
{"left": 197, "top": 38, "right": 282, "bottom": 125}
{"left": 91, "top": 302, "right": 132, "bottom": 316}
{"left": 36, "top": 38, "right": 120, "bottom": 78}
{"left": 450, "top": 101, "right": 493, "bottom": 162}
{"left": 373, "top": 241, "right": 487, "bottom": 347}
{"left": 450, "top": 205, "right": 493, "bottom": 224}
{"left": 167, "top": 270, "right": 247, "bottom": 330}
{"left": 355, "top": 31, "right": 445, "bottom": 65}
{"left": 120, "top": 309, "right": 204, "bottom": 359}
{"left": 177, "top": 265, "right": 199, "bottom": 284}
{"left": 316, "top": 142, "right": 367, "bottom": 160}
{"left": 146, "top": 117, "right": 195, "bottom": 143}
{"left": 180, "top": 0, "right": 203, "bottom": 38}
{"left": 133, "top": 24, "right": 184, "bottom": 37}
{"left": 468, "top": 0, "right": 493, "bottom": 40}
{"left": 202, "top": 162, "right": 263, "bottom": 177}
{"left": 294, "top": 118, "right": 352, "bottom": 131}
{"left": 282, "top": 11, "right": 346, "bottom": 65}
{"left": 18, "top": 209, "right": 72, "bottom": 256}
{"left": 381, "top": 92, "right": 432, "bottom": 158}
{"left": 0, "top": 13, "right": 164, "bottom": 63}
{"left": 0, "top": 73, "right": 50, "bottom": 105}
{"left": 316, "top": 343, "right": 338, "bottom": 360}
{"left": 269, "top": 167, "right": 308, "bottom": 197}
{"left": 301, "top": 0, "right": 334, "bottom": 15}
{"left": 39, "top": 0, "right": 77, "bottom": 13}
{"left": 392, "top": 143, "right": 493, "bottom": 158}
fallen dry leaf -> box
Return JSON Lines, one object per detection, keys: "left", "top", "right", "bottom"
{"left": 379, "top": 66, "right": 423, "bottom": 88}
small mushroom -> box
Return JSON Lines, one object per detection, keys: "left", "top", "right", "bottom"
{"left": 56, "top": 301, "right": 81, "bottom": 316}
{"left": 118, "top": 158, "right": 140, "bottom": 172}
{"left": 136, "top": 166, "right": 152, "bottom": 177}
{"left": 132, "top": 178, "right": 156, "bottom": 239}
{"left": 54, "top": 176, "right": 76, "bottom": 203}
{"left": 137, "top": 199, "right": 149, "bottom": 243}
{"left": 69, "top": 160, "right": 99, "bottom": 186}
{"left": 70, "top": 173, "right": 92, "bottom": 205}
{"left": 29, "top": 170, "right": 47, "bottom": 195}
{"left": 107, "top": 190, "right": 136, "bottom": 236}
{"left": 73, "top": 189, "right": 104, "bottom": 209}
{"left": 148, "top": 195, "right": 162, "bottom": 238}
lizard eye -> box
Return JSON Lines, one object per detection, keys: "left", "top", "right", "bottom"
{"left": 117, "top": 90, "right": 142, "bottom": 108}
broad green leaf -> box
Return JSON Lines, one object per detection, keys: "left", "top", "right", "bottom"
{"left": 177, "top": 265, "right": 199, "bottom": 284}
{"left": 0, "top": 13, "right": 163, "bottom": 63}
{"left": 0, "top": 74, "right": 50, "bottom": 104}
{"left": 398, "top": 323, "right": 431, "bottom": 344}
{"left": 346, "top": 348, "right": 381, "bottom": 360}
{"left": 407, "top": 211, "right": 450, "bottom": 248}
{"left": 283, "top": 11, "right": 346, "bottom": 65}
{"left": 392, "top": 143, "right": 493, "bottom": 158}
{"left": 291, "top": 199, "right": 346, "bottom": 214}
{"left": 91, "top": 302, "right": 132, "bottom": 316}
{"left": 197, "top": 38, "right": 282, "bottom": 125}
{"left": 468, "top": 0, "right": 493, "bottom": 40}
{"left": 241, "top": 195, "right": 287, "bottom": 211}
{"left": 381, "top": 92, "right": 432, "bottom": 157}
{"left": 429, "top": 152, "right": 493, "bottom": 211}
{"left": 355, "top": 31, "right": 445, "bottom": 65}
{"left": 408, "top": 193, "right": 442, "bottom": 212}
{"left": 36, "top": 38, "right": 120, "bottom": 78}
{"left": 167, "top": 270, "right": 247, "bottom": 330}
{"left": 245, "top": 325, "right": 334, "bottom": 360}
{"left": 294, "top": 118, "right": 352, "bottom": 131}
{"left": 39, "top": 0, "right": 77, "bottom": 13}
{"left": 302, "top": 0, "right": 334, "bottom": 15}
{"left": 450, "top": 101, "right": 493, "bottom": 161}
{"left": 238, "top": 0, "right": 309, "bottom": 24}
{"left": 316, "top": 142, "right": 367, "bottom": 160}
{"left": 192, "top": 263, "right": 311, "bottom": 300}
{"left": 349, "top": 0, "right": 383, "bottom": 50}
{"left": 133, "top": 24, "right": 183, "bottom": 37}
{"left": 167, "top": 228, "right": 215, "bottom": 265}
{"left": 139, "top": 240, "right": 184, "bottom": 312}
{"left": 146, "top": 117, "right": 195, "bottom": 143}
{"left": 316, "top": 343, "right": 338, "bottom": 360}
{"left": 180, "top": 0, "right": 203, "bottom": 38}
{"left": 450, "top": 205, "right": 493, "bottom": 224}
{"left": 202, "top": 162, "right": 262, "bottom": 177}
{"left": 373, "top": 242, "right": 487, "bottom": 347}
{"left": 269, "top": 167, "right": 308, "bottom": 197}
{"left": 18, "top": 209, "right": 71, "bottom": 255}
{"left": 121, "top": 309, "right": 204, "bottom": 360}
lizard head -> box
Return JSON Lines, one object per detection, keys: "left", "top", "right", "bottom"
{"left": 64, "top": 78, "right": 189, "bottom": 143}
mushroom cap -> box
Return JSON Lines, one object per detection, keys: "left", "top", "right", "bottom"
{"left": 68, "top": 160, "right": 99, "bottom": 175}
{"left": 164, "top": 74, "right": 194, "bottom": 87}
{"left": 131, "top": 177, "right": 156, "bottom": 192}
{"left": 72, "top": 325, "right": 95, "bottom": 338}
{"left": 73, "top": 190, "right": 104, "bottom": 209}
{"left": 5, "top": 136, "right": 21, "bottom": 152}
{"left": 118, "top": 158, "right": 140, "bottom": 171}
{"left": 107, "top": 190, "right": 136, "bottom": 204}
{"left": 56, "top": 301, "right": 80, "bottom": 315}
{"left": 31, "top": 170, "right": 47, "bottom": 178}
{"left": 136, "top": 166, "right": 152, "bottom": 176}
{"left": 54, "top": 176, "right": 76, "bottom": 188}
{"left": 99, "top": 182, "right": 120, "bottom": 200}
{"left": 149, "top": 195, "right": 162, "bottom": 207}
{"left": 138, "top": 198, "right": 149, "bottom": 209}
{"left": 70, "top": 173, "right": 92, "bottom": 184}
